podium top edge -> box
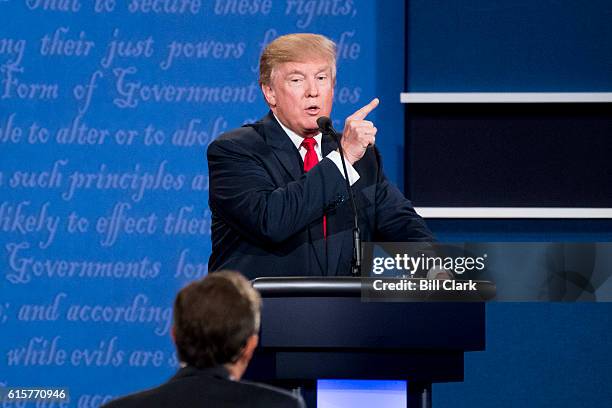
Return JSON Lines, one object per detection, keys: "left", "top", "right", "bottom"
{"left": 251, "top": 277, "right": 496, "bottom": 300}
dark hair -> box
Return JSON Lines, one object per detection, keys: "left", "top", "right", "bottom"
{"left": 173, "top": 271, "right": 261, "bottom": 368}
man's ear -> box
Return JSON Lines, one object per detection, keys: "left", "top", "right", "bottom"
{"left": 261, "top": 84, "right": 276, "bottom": 107}
{"left": 171, "top": 325, "right": 176, "bottom": 344}
{"left": 242, "top": 334, "right": 259, "bottom": 362}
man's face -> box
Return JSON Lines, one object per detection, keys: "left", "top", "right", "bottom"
{"left": 262, "top": 59, "right": 334, "bottom": 138}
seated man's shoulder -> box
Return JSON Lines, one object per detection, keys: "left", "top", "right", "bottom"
{"left": 101, "top": 377, "right": 304, "bottom": 408}
{"left": 101, "top": 385, "right": 163, "bottom": 408}
{"left": 238, "top": 379, "right": 306, "bottom": 408}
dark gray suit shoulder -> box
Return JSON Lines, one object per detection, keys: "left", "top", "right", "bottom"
{"left": 213, "top": 121, "right": 265, "bottom": 144}
{"left": 207, "top": 123, "right": 268, "bottom": 157}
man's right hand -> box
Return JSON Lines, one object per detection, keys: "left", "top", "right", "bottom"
{"left": 341, "top": 98, "right": 379, "bottom": 165}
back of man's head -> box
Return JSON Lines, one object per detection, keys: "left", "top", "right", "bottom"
{"left": 173, "top": 271, "right": 261, "bottom": 369}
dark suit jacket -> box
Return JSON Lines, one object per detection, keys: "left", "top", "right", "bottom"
{"left": 102, "top": 366, "right": 305, "bottom": 408}
{"left": 207, "top": 112, "right": 433, "bottom": 279}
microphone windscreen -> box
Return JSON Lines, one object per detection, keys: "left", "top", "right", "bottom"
{"left": 317, "top": 116, "right": 332, "bottom": 133}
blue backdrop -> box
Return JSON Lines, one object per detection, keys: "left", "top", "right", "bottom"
{"left": 0, "top": 1, "right": 389, "bottom": 405}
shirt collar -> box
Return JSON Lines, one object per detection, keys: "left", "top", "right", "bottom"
{"left": 172, "top": 365, "right": 231, "bottom": 382}
{"left": 273, "top": 113, "right": 322, "bottom": 150}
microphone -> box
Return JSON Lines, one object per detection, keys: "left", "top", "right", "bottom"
{"left": 316, "top": 116, "right": 336, "bottom": 135}
{"left": 317, "top": 116, "right": 362, "bottom": 277}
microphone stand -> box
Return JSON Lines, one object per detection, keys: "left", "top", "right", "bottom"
{"left": 317, "top": 117, "right": 361, "bottom": 277}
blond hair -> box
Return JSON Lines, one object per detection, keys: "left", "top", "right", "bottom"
{"left": 259, "top": 33, "right": 337, "bottom": 86}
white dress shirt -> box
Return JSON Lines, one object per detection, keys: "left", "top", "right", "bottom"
{"left": 274, "top": 114, "right": 360, "bottom": 186}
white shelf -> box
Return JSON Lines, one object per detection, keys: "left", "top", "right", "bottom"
{"left": 400, "top": 92, "right": 612, "bottom": 103}
{"left": 415, "top": 207, "right": 612, "bottom": 219}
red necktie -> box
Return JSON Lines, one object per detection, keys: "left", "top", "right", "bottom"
{"left": 301, "top": 138, "right": 326, "bottom": 238}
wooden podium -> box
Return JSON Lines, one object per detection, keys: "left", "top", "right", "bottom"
{"left": 244, "top": 277, "right": 495, "bottom": 407}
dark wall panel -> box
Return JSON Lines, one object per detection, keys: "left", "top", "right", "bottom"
{"left": 406, "top": 103, "right": 612, "bottom": 207}
{"left": 407, "top": 0, "right": 612, "bottom": 91}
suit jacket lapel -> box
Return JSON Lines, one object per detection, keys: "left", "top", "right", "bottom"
{"left": 262, "top": 112, "right": 328, "bottom": 275}
{"left": 321, "top": 132, "right": 338, "bottom": 156}
{"left": 262, "top": 112, "right": 303, "bottom": 181}
{"left": 321, "top": 133, "right": 347, "bottom": 276}
{"left": 316, "top": 133, "right": 342, "bottom": 275}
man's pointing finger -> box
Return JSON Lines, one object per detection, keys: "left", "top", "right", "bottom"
{"left": 348, "top": 98, "right": 379, "bottom": 120}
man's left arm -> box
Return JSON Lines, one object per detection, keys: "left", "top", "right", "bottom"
{"left": 371, "top": 147, "right": 434, "bottom": 242}
{"left": 337, "top": 99, "right": 433, "bottom": 242}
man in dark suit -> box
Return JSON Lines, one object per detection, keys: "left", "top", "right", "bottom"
{"left": 103, "top": 271, "right": 305, "bottom": 408}
{"left": 208, "top": 33, "right": 433, "bottom": 279}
